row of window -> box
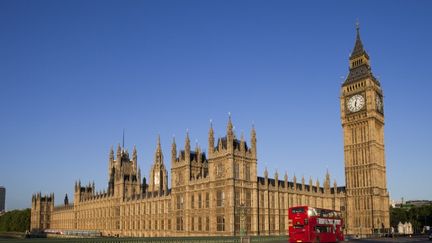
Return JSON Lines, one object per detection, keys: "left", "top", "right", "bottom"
{"left": 176, "top": 216, "right": 211, "bottom": 231}
{"left": 346, "top": 81, "right": 365, "bottom": 92}
{"left": 176, "top": 192, "right": 217, "bottom": 210}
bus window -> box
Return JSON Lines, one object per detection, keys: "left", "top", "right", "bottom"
{"left": 292, "top": 208, "right": 305, "bottom": 214}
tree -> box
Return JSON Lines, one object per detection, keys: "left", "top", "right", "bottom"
{"left": 0, "top": 209, "right": 31, "bottom": 232}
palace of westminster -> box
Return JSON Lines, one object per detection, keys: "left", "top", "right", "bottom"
{"left": 31, "top": 26, "right": 390, "bottom": 237}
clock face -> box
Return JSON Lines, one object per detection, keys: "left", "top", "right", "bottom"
{"left": 375, "top": 95, "right": 383, "bottom": 113}
{"left": 347, "top": 94, "right": 365, "bottom": 112}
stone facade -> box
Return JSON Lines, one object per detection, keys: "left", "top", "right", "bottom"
{"left": 30, "top": 26, "right": 390, "bottom": 237}
{"left": 31, "top": 118, "right": 345, "bottom": 237}
{"left": 340, "top": 24, "right": 390, "bottom": 236}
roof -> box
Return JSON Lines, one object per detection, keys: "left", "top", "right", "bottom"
{"left": 215, "top": 136, "right": 248, "bottom": 151}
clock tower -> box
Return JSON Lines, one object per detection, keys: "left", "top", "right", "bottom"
{"left": 341, "top": 24, "right": 390, "bottom": 235}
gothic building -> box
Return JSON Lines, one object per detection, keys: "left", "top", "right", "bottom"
{"left": 31, "top": 25, "right": 389, "bottom": 237}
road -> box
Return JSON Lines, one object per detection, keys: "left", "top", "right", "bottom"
{"left": 268, "top": 236, "right": 431, "bottom": 243}
{"left": 0, "top": 236, "right": 430, "bottom": 243}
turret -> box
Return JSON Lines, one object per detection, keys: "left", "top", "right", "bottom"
{"left": 308, "top": 177, "right": 312, "bottom": 192}
{"left": 116, "top": 144, "right": 122, "bottom": 161}
{"left": 208, "top": 120, "right": 214, "bottom": 156}
{"left": 240, "top": 132, "right": 246, "bottom": 152}
{"left": 185, "top": 130, "right": 190, "bottom": 163}
{"left": 333, "top": 180, "right": 338, "bottom": 194}
{"left": 171, "top": 136, "right": 177, "bottom": 164}
{"left": 109, "top": 146, "right": 114, "bottom": 170}
{"left": 164, "top": 173, "right": 169, "bottom": 195}
{"left": 64, "top": 194, "right": 69, "bottom": 205}
{"left": 226, "top": 114, "right": 234, "bottom": 152}
{"left": 250, "top": 124, "right": 257, "bottom": 158}
{"left": 301, "top": 176, "right": 305, "bottom": 191}
{"left": 132, "top": 145, "right": 137, "bottom": 169}
{"left": 324, "top": 170, "right": 331, "bottom": 194}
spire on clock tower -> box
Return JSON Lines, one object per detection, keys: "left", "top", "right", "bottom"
{"left": 344, "top": 22, "right": 379, "bottom": 86}
{"left": 350, "top": 21, "right": 369, "bottom": 60}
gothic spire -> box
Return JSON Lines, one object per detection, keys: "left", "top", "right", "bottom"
{"left": 133, "top": 145, "right": 137, "bottom": 160}
{"left": 155, "top": 135, "right": 163, "bottom": 165}
{"left": 171, "top": 135, "right": 177, "bottom": 163}
{"left": 227, "top": 112, "right": 233, "bottom": 138}
{"left": 116, "top": 143, "right": 122, "bottom": 159}
{"left": 185, "top": 129, "right": 190, "bottom": 162}
{"left": 185, "top": 129, "right": 190, "bottom": 150}
{"left": 350, "top": 21, "right": 369, "bottom": 60}
{"left": 109, "top": 146, "right": 114, "bottom": 161}
{"left": 208, "top": 119, "right": 214, "bottom": 155}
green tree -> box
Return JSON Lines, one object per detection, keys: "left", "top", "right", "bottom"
{"left": 390, "top": 204, "right": 432, "bottom": 233}
{"left": 0, "top": 209, "right": 30, "bottom": 232}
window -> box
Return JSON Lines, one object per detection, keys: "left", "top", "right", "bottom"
{"left": 198, "top": 217, "right": 202, "bottom": 231}
{"left": 217, "top": 190, "right": 225, "bottom": 207}
{"left": 168, "top": 219, "right": 171, "bottom": 230}
{"left": 191, "top": 195, "right": 194, "bottom": 209}
{"left": 205, "top": 193, "right": 210, "bottom": 208}
{"left": 216, "top": 164, "right": 224, "bottom": 177}
{"left": 198, "top": 193, "right": 202, "bottom": 208}
{"left": 235, "top": 214, "right": 240, "bottom": 233}
{"left": 191, "top": 217, "right": 195, "bottom": 231}
{"left": 259, "top": 192, "right": 264, "bottom": 207}
{"left": 176, "top": 195, "right": 184, "bottom": 210}
{"left": 270, "top": 215, "right": 275, "bottom": 232}
{"left": 217, "top": 216, "right": 225, "bottom": 231}
{"left": 246, "top": 190, "right": 251, "bottom": 207}
{"left": 245, "top": 165, "right": 250, "bottom": 181}
{"left": 234, "top": 163, "right": 240, "bottom": 179}
{"left": 176, "top": 217, "right": 183, "bottom": 231}
{"left": 235, "top": 189, "right": 240, "bottom": 206}
{"left": 206, "top": 217, "right": 209, "bottom": 231}
{"left": 246, "top": 215, "right": 251, "bottom": 233}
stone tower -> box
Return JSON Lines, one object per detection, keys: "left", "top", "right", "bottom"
{"left": 30, "top": 193, "right": 54, "bottom": 231}
{"left": 107, "top": 144, "right": 141, "bottom": 199}
{"left": 149, "top": 135, "right": 169, "bottom": 194}
{"left": 340, "top": 24, "right": 390, "bottom": 235}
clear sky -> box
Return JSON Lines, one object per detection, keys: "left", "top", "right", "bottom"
{"left": 1, "top": 0, "right": 431, "bottom": 210}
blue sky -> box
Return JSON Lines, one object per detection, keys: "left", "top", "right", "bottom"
{"left": 1, "top": 1, "right": 431, "bottom": 210}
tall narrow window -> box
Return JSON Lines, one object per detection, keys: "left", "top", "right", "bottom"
{"left": 246, "top": 190, "right": 252, "bottom": 207}
{"left": 198, "top": 217, "right": 202, "bottom": 231}
{"left": 245, "top": 165, "right": 250, "bottom": 181}
{"left": 234, "top": 163, "right": 240, "bottom": 179}
{"left": 217, "top": 190, "right": 225, "bottom": 207}
{"left": 198, "top": 193, "right": 202, "bottom": 208}
{"left": 217, "top": 216, "right": 225, "bottom": 231}
{"left": 205, "top": 192, "right": 210, "bottom": 208}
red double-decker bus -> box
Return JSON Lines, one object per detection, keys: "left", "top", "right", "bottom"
{"left": 288, "top": 206, "right": 344, "bottom": 243}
